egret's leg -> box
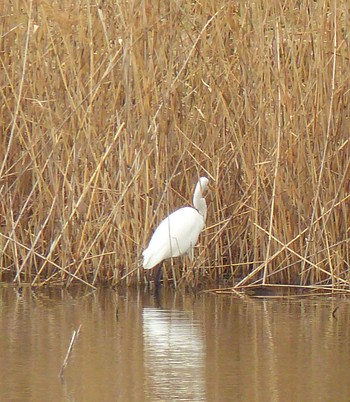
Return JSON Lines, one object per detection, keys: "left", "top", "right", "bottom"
{"left": 187, "top": 245, "right": 197, "bottom": 288}
{"left": 154, "top": 264, "right": 162, "bottom": 289}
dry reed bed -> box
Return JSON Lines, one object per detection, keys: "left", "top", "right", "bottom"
{"left": 0, "top": 0, "right": 349, "bottom": 290}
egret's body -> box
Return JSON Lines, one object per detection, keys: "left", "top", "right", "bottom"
{"left": 143, "top": 177, "right": 209, "bottom": 270}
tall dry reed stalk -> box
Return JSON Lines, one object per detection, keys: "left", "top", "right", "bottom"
{"left": 0, "top": 0, "right": 349, "bottom": 290}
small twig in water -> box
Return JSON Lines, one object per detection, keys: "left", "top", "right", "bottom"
{"left": 59, "top": 325, "right": 82, "bottom": 379}
{"left": 332, "top": 306, "right": 339, "bottom": 318}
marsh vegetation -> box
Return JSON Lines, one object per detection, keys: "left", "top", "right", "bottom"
{"left": 0, "top": 0, "right": 349, "bottom": 290}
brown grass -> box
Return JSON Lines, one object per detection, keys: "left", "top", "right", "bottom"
{"left": 0, "top": 0, "right": 349, "bottom": 290}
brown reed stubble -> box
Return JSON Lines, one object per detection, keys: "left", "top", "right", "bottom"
{"left": 0, "top": 0, "right": 349, "bottom": 289}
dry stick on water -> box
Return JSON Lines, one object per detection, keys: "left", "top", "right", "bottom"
{"left": 332, "top": 306, "right": 339, "bottom": 318}
{"left": 59, "top": 325, "right": 82, "bottom": 379}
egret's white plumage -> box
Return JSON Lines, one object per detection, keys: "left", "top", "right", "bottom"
{"left": 143, "top": 177, "right": 209, "bottom": 269}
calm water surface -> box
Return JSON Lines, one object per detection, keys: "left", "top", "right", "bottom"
{"left": 1, "top": 285, "right": 350, "bottom": 401}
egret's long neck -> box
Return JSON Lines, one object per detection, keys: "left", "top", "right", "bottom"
{"left": 193, "top": 182, "right": 207, "bottom": 221}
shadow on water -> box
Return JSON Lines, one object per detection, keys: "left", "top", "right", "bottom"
{"left": 1, "top": 284, "right": 350, "bottom": 401}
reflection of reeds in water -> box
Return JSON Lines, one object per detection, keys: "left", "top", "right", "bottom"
{"left": 0, "top": 1, "right": 349, "bottom": 289}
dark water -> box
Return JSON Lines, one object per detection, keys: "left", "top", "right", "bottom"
{"left": 1, "top": 285, "right": 350, "bottom": 401}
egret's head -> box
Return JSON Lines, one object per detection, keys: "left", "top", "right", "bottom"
{"left": 198, "top": 177, "right": 209, "bottom": 196}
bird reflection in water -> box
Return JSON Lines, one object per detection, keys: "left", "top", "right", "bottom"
{"left": 142, "top": 307, "right": 206, "bottom": 401}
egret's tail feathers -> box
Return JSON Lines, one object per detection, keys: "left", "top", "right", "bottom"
{"left": 142, "top": 248, "right": 157, "bottom": 270}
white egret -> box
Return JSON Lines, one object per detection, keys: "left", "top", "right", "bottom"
{"left": 143, "top": 177, "right": 209, "bottom": 270}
